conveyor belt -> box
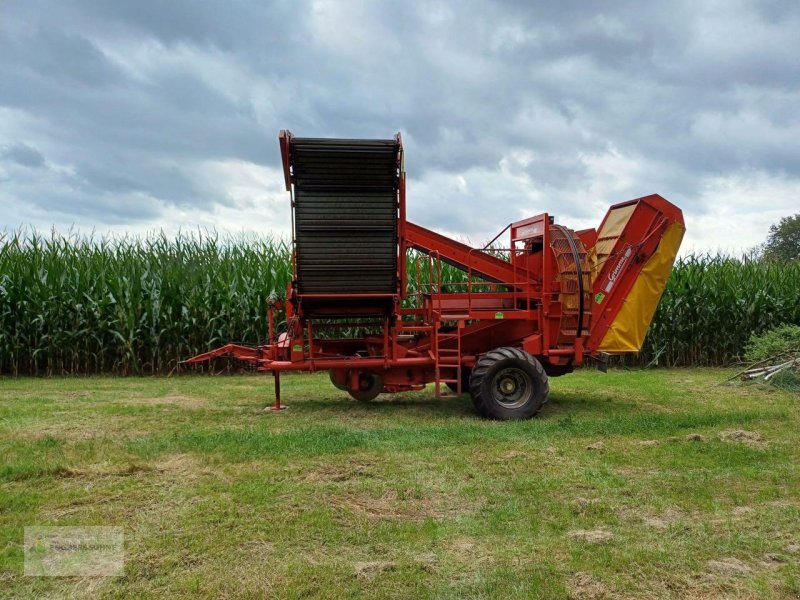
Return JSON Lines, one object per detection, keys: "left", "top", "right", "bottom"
{"left": 289, "top": 137, "right": 401, "bottom": 295}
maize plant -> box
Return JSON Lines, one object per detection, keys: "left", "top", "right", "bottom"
{"left": 0, "top": 231, "right": 798, "bottom": 374}
{"left": 0, "top": 229, "right": 292, "bottom": 375}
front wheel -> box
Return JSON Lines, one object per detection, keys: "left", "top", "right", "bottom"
{"left": 469, "top": 348, "right": 549, "bottom": 420}
{"left": 348, "top": 372, "right": 383, "bottom": 402}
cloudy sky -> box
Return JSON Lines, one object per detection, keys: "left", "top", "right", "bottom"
{"left": 1, "top": 0, "right": 798, "bottom": 253}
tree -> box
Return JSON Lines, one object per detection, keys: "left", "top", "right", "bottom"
{"left": 762, "top": 213, "right": 800, "bottom": 262}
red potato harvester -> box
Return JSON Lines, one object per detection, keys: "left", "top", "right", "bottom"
{"left": 185, "top": 132, "right": 685, "bottom": 420}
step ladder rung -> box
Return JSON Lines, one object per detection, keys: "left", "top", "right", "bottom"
{"left": 434, "top": 318, "right": 463, "bottom": 399}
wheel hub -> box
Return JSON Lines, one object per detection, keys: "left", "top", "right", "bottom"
{"left": 492, "top": 368, "right": 532, "bottom": 409}
{"left": 500, "top": 377, "right": 517, "bottom": 394}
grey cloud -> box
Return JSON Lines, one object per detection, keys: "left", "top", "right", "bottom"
{"left": 2, "top": 143, "right": 45, "bottom": 168}
{"left": 0, "top": 0, "right": 798, "bottom": 242}
{"left": 28, "top": 29, "right": 123, "bottom": 87}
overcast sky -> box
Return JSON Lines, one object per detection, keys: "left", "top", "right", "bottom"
{"left": 1, "top": 1, "right": 798, "bottom": 253}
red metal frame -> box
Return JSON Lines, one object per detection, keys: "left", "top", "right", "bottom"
{"left": 279, "top": 130, "right": 293, "bottom": 192}
{"left": 185, "top": 134, "right": 684, "bottom": 407}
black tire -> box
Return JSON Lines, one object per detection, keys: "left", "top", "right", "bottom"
{"left": 329, "top": 370, "right": 348, "bottom": 391}
{"left": 348, "top": 372, "right": 383, "bottom": 402}
{"left": 469, "top": 347, "right": 549, "bottom": 420}
{"left": 445, "top": 367, "right": 472, "bottom": 394}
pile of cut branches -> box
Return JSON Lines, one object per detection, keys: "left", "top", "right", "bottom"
{"left": 722, "top": 325, "right": 800, "bottom": 392}
{"left": 740, "top": 354, "right": 800, "bottom": 384}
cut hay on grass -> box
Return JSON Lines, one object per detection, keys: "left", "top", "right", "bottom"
{"left": 1, "top": 368, "right": 799, "bottom": 598}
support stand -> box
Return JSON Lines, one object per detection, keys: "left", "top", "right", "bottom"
{"left": 265, "top": 370, "right": 288, "bottom": 412}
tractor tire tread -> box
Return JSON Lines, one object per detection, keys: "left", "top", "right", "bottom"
{"left": 469, "top": 347, "right": 549, "bottom": 420}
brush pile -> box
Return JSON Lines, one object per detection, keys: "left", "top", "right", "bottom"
{"left": 740, "top": 355, "right": 800, "bottom": 386}
{"left": 739, "top": 324, "right": 800, "bottom": 392}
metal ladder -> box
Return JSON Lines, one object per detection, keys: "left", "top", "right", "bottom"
{"left": 433, "top": 318, "right": 463, "bottom": 398}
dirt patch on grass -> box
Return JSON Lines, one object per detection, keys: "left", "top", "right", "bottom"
{"left": 757, "top": 553, "right": 785, "bottom": 570}
{"left": 719, "top": 429, "right": 763, "bottom": 442}
{"left": 731, "top": 505, "right": 754, "bottom": 518}
{"left": 445, "top": 536, "right": 494, "bottom": 565}
{"left": 64, "top": 462, "right": 155, "bottom": 478}
{"left": 48, "top": 454, "right": 215, "bottom": 520}
{"left": 299, "top": 461, "right": 377, "bottom": 483}
{"left": 572, "top": 497, "right": 601, "bottom": 513}
{"left": 568, "top": 529, "right": 614, "bottom": 544}
{"left": 641, "top": 508, "right": 684, "bottom": 530}
{"left": 567, "top": 571, "right": 615, "bottom": 599}
{"left": 241, "top": 540, "right": 276, "bottom": 554}
{"left": 448, "top": 537, "right": 475, "bottom": 557}
{"left": 334, "top": 487, "right": 468, "bottom": 521}
{"left": 155, "top": 453, "right": 207, "bottom": 477}
{"left": 706, "top": 557, "right": 751, "bottom": 576}
{"left": 641, "top": 515, "right": 670, "bottom": 530}
{"left": 586, "top": 441, "right": 605, "bottom": 451}
{"left": 27, "top": 423, "right": 111, "bottom": 442}
{"left": 497, "top": 450, "right": 528, "bottom": 461}
{"left": 413, "top": 553, "right": 438, "bottom": 571}
{"left": 638, "top": 439, "right": 659, "bottom": 447}
{"left": 613, "top": 504, "right": 686, "bottom": 530}
{"left": 354, "top": 561, "right": 396, "bottom": 580}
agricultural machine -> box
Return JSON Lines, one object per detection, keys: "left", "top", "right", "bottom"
{"left": 186, "top": 132, "right": 685, "bottom": 419}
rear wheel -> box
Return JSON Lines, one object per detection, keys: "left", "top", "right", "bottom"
{"left": 348, "top": 372, "right": 383, "bottom": 402}
{"left": 469, "top": 347, "right": 549, "bottom": 420}
{"left": 329, "top": 370, "right": 347, "bottom": 391}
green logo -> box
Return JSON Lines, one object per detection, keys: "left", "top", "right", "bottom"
{"left": 594, "top": 292, "right": 605, "bottom": 304}
{"left": 292, "top": 344, "right": 303, "bottom": 352}
{"left": 495, "top": 312, "right": 504, "bottom": 319}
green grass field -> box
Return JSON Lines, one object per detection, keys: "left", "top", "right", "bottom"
{"left": 1, "top": 369, "right": 799, "bottom": 599}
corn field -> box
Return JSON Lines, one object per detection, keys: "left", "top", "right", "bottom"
{"left": 0, "top": 230, "right": 798, "bottom": 374}
{"left": 0, "top": 230, "right": 292, "bottom": 375}
{"left": 641, "top": 255, "right": 800, "bottom": 366}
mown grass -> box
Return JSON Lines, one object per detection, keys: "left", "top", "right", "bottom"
{"left": 1, "top": 369, "right": 799, "bottom": 599}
